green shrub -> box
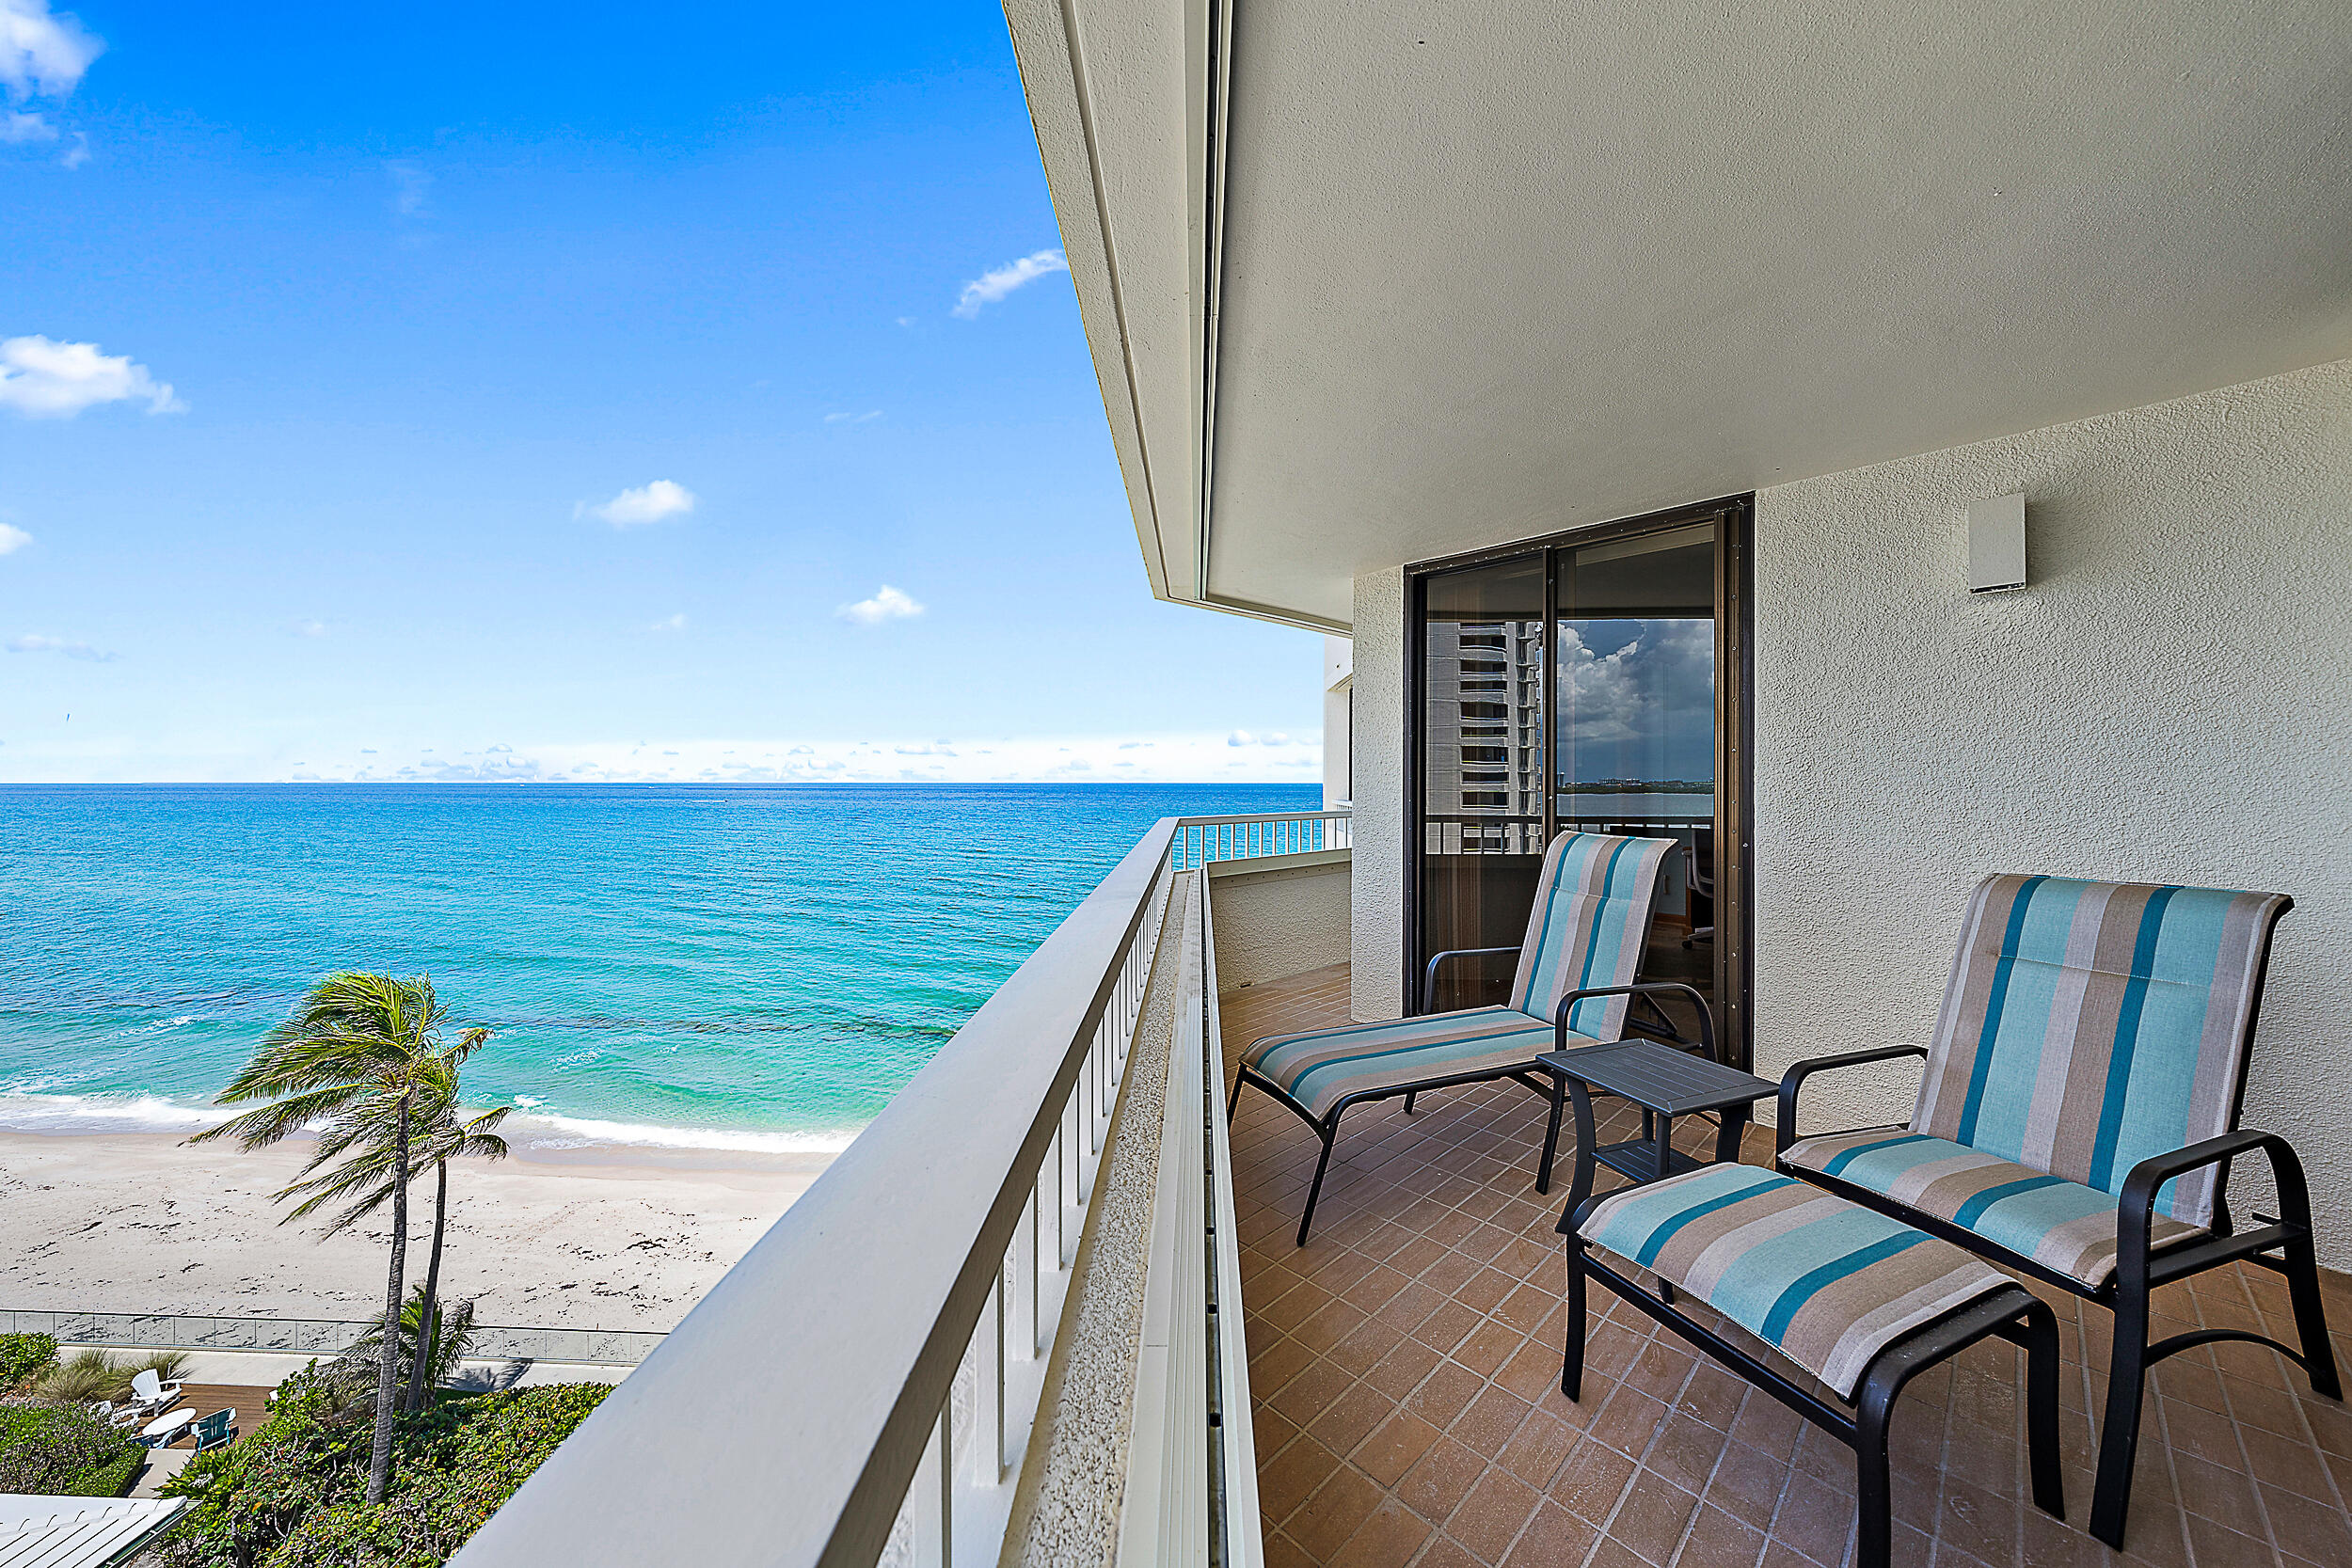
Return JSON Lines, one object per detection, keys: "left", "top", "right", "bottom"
{"left": 0, "top": 1403, "right": 146, "bottom": 1496}
{"left": 77, "top": 1449, "right": 146, "bottom": 1499}
{"left": 0, "top": 1333, "right": 58, "bottom": 1394}
{"left": 37, "top": 1349, "right": 126, "bottom": 1403}
{"left": 161, "top": 1369, "right": 609, "bottom": 1568}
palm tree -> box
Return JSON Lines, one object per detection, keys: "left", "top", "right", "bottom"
{"left": 346, "top": 1284, "right": 482, "bottom": 1402}
{"left": 192, "top": 973, "right": 487, "bottom": 1503}
{"left": 277, "top": 1059, "right": 509, "bottom": 1414}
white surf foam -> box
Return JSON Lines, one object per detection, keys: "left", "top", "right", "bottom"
{"left": 0, "top": 1087, "right": 857, "bottom": 1155}
{"left": 504, "top": 1109, "right": 858, "bottom": 1155}
{"left": 0, "top": 1089, "right": 233, "bottom": 1135}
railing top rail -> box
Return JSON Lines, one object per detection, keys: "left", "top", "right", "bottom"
{"left": 8, "top": 1308, "right": 660, "bottom": 1338}
{"left": 1171, "top": 809, "right": 1352, "bottom": 828}
{"left": 456, "top": 817, "right": 1184, "bottom": 1568}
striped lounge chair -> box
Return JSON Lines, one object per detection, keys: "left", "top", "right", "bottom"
{"left": 1565, "top": 1163, "right": 2065, "bottom": 1568}
{"left": 1776, "top": 873, "right": 2340, "bottom": 1548}
{"left": 1230, "top": 829, "right": 1707, "bottom": 1244}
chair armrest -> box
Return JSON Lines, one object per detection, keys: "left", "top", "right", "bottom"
{"left": 1774, "top": 1045, "right": 1927, "bottom": 1155}
{"left": 1422, "top": 945, "right": 1523, "bottom": 1012}
{"left": 1551, "top": 982, "right": 1716, "bottom": 1061}
{"left": 2117, "top": 1129, "right": 2314, "bottom": 1279}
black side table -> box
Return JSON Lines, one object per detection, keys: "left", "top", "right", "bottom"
{"left": 1538, "top": 1038, "right": 1777, "bottom": 1232}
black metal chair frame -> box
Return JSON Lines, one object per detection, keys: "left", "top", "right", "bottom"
{"left": 1778, "top": 1046, "right": 2342, "bottom": 1549}
{"left": 1226, "top": 937, "right": 1712, "bottom": 1245}
{"left": 1563, "top": 1210, "right": 2065, "bottom": 1568}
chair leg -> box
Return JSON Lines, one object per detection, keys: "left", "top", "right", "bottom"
{"left": 2284, "top": 1236, "right": 2344, "bottom": 1400}
{"left": 2089, "top": 1286, "right": 2151, "bottom": 1548}
{"left": 1226, "top": 1070, "right": 1246, "bottom": 1122}
{"left": 2019, "top": 1299, "right": 2066, "bottom": 1519}
{"left": 1403, "top": 1091, "right": 1417, "bottom": 1115}
{"left": 1296, "top": 1120, "right": 1339, "bottom": 1247}
{"left": 1561, "top": 1237, "right": 1589, "bottom": 1401}
{"left": 1535, "top": 1074, "right": 1566, "bottom": 1196}
{"left": 1852, "top": 1362, "right": 1898, "bottom": 1568}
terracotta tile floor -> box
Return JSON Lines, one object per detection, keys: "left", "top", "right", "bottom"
{"left": 1222, "top": 963, "right": 2352, "bottom": 1568}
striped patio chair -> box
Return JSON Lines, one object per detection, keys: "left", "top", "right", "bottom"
{"left": 1776, "top": 873, "right": 2339, "bottom": 1548}
{"left": 1230, "top": 829, "right": 1707, "bottom": 1244}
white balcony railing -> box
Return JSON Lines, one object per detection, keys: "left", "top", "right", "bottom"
{"left": 452, "top": 810, "right": 1328, "bottom": 1567}
{"left": 1171, "top": 808, "right": 1352, "bottom": 870}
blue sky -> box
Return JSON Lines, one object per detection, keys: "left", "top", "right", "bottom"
{"left": 0, "top": 1, "right": 1326, "bottom": 784}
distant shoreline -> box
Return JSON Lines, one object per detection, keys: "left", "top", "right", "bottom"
{"left": 0, "top": 1089, "right": 860, "bottom": 1163}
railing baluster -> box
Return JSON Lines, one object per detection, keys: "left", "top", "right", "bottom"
{"left": 909, "top": 1410, "right": 948, "bottom": 1568}
{"left": 1015, "top": 1183, "right": 1040, "bottom": 1358}
{"left": 977, "top": 1271, "right": 1006, "bottom": 1485}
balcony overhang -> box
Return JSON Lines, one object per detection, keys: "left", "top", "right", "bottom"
{"left": 1007, "top": 0, "right": 2352, "bottom": 631}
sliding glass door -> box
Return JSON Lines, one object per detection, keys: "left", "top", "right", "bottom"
{"left": 1416, "top": 556, "right": 1548, "bottom": 1009}
{"left": 1408, "top": 499, "right": 1752, "bottom": 1063}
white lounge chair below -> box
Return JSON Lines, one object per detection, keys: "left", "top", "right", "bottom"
{"left": 130, "top": 1369, "right": 183, "bottom": 1410}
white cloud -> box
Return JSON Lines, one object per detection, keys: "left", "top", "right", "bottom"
{"left": 0, "top": 521, "right": 30, "bottom": 554}
{"left": 8, "top": 631, "right": 115, "bottom": 661}
{"left": 647, "top": 612, "right": 687, "bottom": 632}
{"left": 823, "top": 409, "right": 882, "bottom": 424}
{"left": 386, "top": 160, "right": 431, "bottom": 217}
{"left": 836, "top": 584, "right": 923, "bottom": 625}
{"left": 0, "top": 336, "right": 182, "bottom": 418}
{"left": 0, "top": 728, "right": 1326, "bottom": 786}
{"left": 1227, "top": 729, "right": 1253, "bottom": 747}
{"left": 953, "top": 248, "right": 1068, "bottom": 318}
{"left": 56, "top": 127, "right": 82, "bottom": 166}
{"left": 1, "top": 107, "right": 51, "bottom": 141}
{"left": 582, "top": 479, "right": 695, "bottom": 529}
{"left": 1554, "top": 619, "right": 1715, "bottom": 779}
{"left": 290, "top": 618, "right": 326, "bottom": 637}
{"left": 1, "top": 0, "right": 102, "bottom": 102}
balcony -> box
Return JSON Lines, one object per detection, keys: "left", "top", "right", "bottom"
{"left": 451, "top": 818, "right": 2352, "bottom": 1567}
{"left": 1222, "top": 974, "right": 2352, "bottom": 1568}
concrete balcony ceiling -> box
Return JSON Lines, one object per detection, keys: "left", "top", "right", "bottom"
{"left": 1008, "top": 0, "right": 2352, "bottom": 628}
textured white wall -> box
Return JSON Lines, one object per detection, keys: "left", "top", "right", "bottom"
{"left": 1753, "top": 357, "right": 2352, "bottom": 1262}
{"left": 1209, "top": 857, "right": 1352, "bottom": 990}
{"left": 1350, "top": 568, "right": 1407, "bottom": 1020}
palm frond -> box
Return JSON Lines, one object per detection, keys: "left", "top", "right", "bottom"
{"left": 189, "top": 1082, "right": 374, "bottom": 1148}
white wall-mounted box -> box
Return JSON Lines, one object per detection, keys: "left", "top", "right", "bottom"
{"left": 1967, "top": 493, "right": 2027, "bottom": 593}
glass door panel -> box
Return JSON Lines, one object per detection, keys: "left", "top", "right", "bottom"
{"left": 1554, "top": 520, "right": 1717, "bottom": 1040}
{"left": 1418, "top": 557, "right": 1546, "bottom": 1010}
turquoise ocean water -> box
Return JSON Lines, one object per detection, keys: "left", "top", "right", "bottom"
{"left": 0, "top": 783, "right": 1320, "bottom": 1151}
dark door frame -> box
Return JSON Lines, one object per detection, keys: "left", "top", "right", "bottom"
{"left": 1402, "top": 494, "right": 1756, "bottom": 1069}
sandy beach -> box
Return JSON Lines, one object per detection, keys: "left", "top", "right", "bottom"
{"left": 0, "top": 1131, "right": 829, "bottom": 1332}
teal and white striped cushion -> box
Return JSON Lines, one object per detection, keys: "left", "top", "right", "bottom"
{"left": 1579, "top": 1163, "right": 2013, "bottom": 1399}
{"left": 1242, "top": 1007, "right": 1593, "bottom": 1121}
{"left": 1914, "top": 875, "right": 2289, "bottom": 1227}
{"left": 1508, "top": 831, "right": 1676, "bottom": 1039}
{"left": 1782, "top": 1128, "right": 2204, "bottom": 1289}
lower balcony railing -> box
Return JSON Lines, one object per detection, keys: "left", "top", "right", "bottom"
{"left": 453, "top": 812, "right": 1309, "bottom": 1568}
{"left": 1172, "top": 809, "right": 1351, "bottom": 869}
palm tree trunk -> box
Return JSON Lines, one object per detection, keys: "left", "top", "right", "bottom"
{"left": 405, "top": 1160, "right": 448, "bottom": 1416}
{"left": 368, "top": 1092, "right": 410, "bottom": 1505}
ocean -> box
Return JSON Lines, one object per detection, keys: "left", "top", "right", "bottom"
{"left": 0, "top": 783, "right": 1321, "bottom": 1152}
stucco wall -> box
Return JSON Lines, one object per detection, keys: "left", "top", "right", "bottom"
{"left": 1350, "top": 567, "right": 1407, "bottom": 1020}
{"left": 1752, "top": 356, "right": 2352, "bottom": 1262}
{"left": 1209, "top": 855, "right": 1351, "bottom": 990}
{"left": 1337, "top": 359, "right": 2352, "bottom": 1261}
